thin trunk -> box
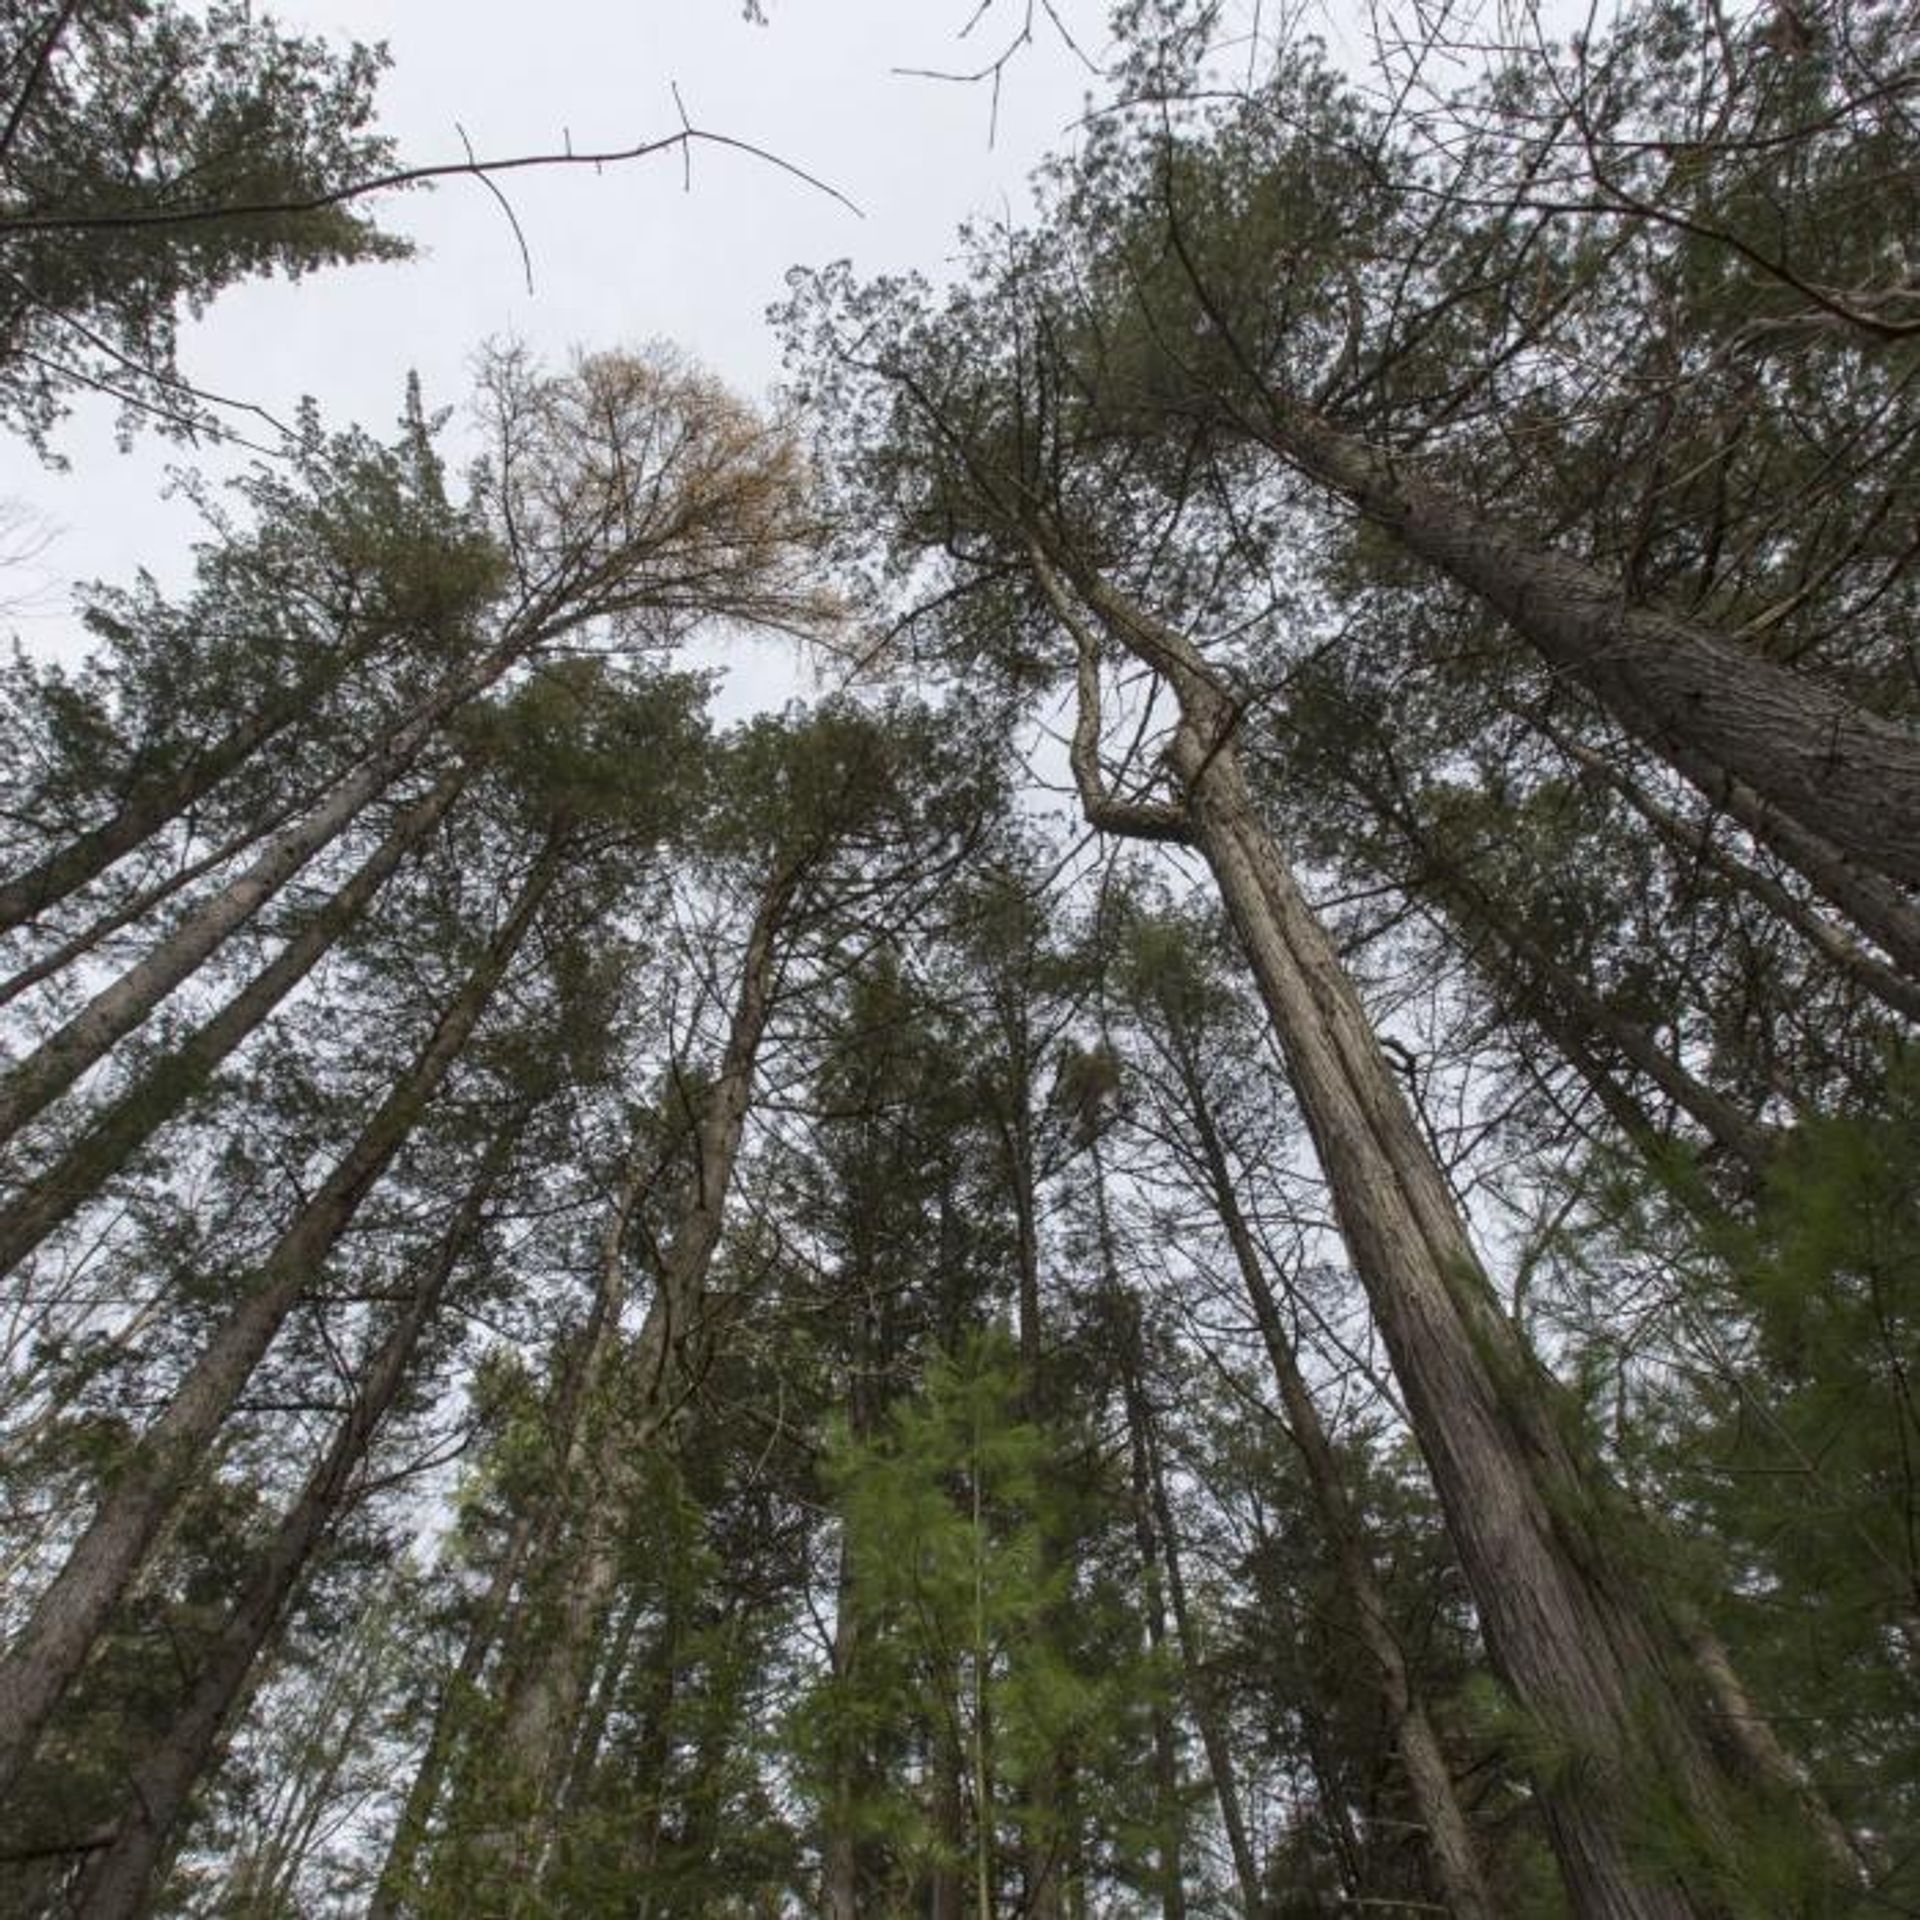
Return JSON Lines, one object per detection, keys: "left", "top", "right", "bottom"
{"left": 0, "top": 770, "right": 465, "bottom": 1280}
{"left": 1040, "top": 548, "right": 1832, "bottom": 1917}
{"left": 0, "top": 788, "right": 309, "bottom": 1012}
{"left": 1141, "top": 1401, "right": 1264, "bottom": 1917}
{"left": 1169, "top": 1037, "right": 1492, "bottom": 1919}
{"left": 0, "top": 633, "right": 519, "bottom": 1149}
{"left": 1384, "top": 796, "right": 1779, "bottom": 1178}
{"left": 473, "top": 862, "right": 794, "bottom": 1892}
{"left": 931, "top": 1712, "right": 967, "bottom": 1920}
{"left": 624, "top": 1616, "right": 679, "bottom": 1920}
{"left": 69, "top": 1126, "right": 518, "bottom": 1920}
{"left": 369, "top": 1121, "right": 664, "bottom": 1920}
{"left": 0, "top": 835, "right": 560, "bottom": 1801}
{"left": 1542, "top": 722, "right": 1920, "bottom": 1023}
{"left": 1087, "top": 1145, "right": 1187, "bottom": 1919}
{"left": 555, "top": 1588, "right": 643, "bottom": 1824}
{"left": 824, "top": 1295, "right": 882, "bottom": 1920}
{"left": 1239, "top": 395, "right": 1920, "bottom": 895}
{"left": 821, "top": 1530, "right": 862, "bottom": 1920}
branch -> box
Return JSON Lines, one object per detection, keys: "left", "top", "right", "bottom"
{"left": 1029, "top": 536, "right": 1194, "bottom": 845}
{"left": 0, "top": 119, "right": 863, "bottom": 239}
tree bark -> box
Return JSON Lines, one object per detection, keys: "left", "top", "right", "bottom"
{"left": 0, "top": 641, "right": 366, "bottom": 938}
{"left": 1086, "top": 1145, "right": 1188, "bottom": 1920}
{"left": 369, "top": 1121, "right": 671, "bottom": 1920}
{"left": 0, "top": 834, "right": 560, "bottom": 1802}
{"left": 1141, "top": 1388, "right": 1265, "bottom": 1917}
{"left": 1541, "top": 721, "right": 1920, "bottom": 1022}
{"left": 68, "top": 1123, "right": 519, "bottom": 1920}
{"left": 1173, "top": 1046, "right": 1494, "bottom": 1920}
{"left": 0, "top": 769, "right": 465, "bottom": 1280}
{"left": 1242, "top": 397, "right": 1920, "bottom": 896}
{"left": 1379, "top": 792, "right": 1780, "bottom": 1179}
{"left": 1038, "top": 547, "right": 1833, "bottom": 1918}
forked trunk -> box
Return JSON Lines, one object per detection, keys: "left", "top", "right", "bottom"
{"left": 1039, "top": 549, "right": 1839, "bottom": 1916}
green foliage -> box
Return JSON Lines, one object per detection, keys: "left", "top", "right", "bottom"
{"left": 790, "top": 1330, "right": 1164, "bottom": 1909}
{"left": 0, "top": 0, "right": 409, "bottom": 451}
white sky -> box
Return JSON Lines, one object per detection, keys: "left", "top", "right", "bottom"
{"left": 0, "top": 0, "right": 1558, "bottom": 709}
{"left": 0, "top": 0, "right": 1128, "bottom": 706}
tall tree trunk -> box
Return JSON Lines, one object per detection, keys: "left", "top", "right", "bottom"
{"left": 0, "top": 834, "right": 561, "bottom": 1801}
{"left": 1036, "top": 546, "right": 1834, "bottom": 1918}
{"left": 1379, "top": 792, "right": 1779, "bottom": 1178}
{"left": 989, "top": 1018, "right": 1069, "bottom": 1920}
{"left": 67, "top": 1123, "right": 519, "bottom": 1920}
{"left": 0, "top": 789, "right": 308, "bottom": 1012}
{"left": 930, "top": 1712, "right": 968, "bottom": 1920}
{"left": 1171, "top": 1044, "right": 1494, "bottom": 1919}
{"left": 1234, "top": 394, "right": 1920, "bottom": 897}
{"left": 0, "top": 769, "right": 465, "bottom": 1279}
{"left": 821, "top": 1529, "right": 864, "bottom": 1920}
{"left": 368, "top": 1121, "right": 668, "bottom": 1920}
{"left": 467, "top": 861, "right": 794, "bottom": 1896}
{"left": 0, "top": 632, "right": 523, "bottom": 1150}
{"left": 1086, "top": 1144, "right": 1187, "bottom": 1919}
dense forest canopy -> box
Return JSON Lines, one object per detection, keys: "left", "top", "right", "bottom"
{"left": 0, "top": 0, "right": 1917, "bottom": 1914}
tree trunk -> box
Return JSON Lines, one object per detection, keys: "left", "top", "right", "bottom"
{"left": 1540, "top": 721, "right": 1920, "bottom": 1024}
{"left": 1246, "top": 398, "right": 1920, "bottom": 896}
{"left": 1174, "top": 1049, "right": 1494, "bottom": 1920}
{"left": 1040, "top": 550, "right": 1833, "bottom": 1917}
{"left": 0, "top": 769, "right": 465, "bottom": 1280}
{"left": 469, "top": 861, "right": 794, "bottom": 1895}
{"left": 1648, "top": 729, "right": 1920, "bottom": 982}
{"left": 0, "top": 633, "right": 522, "bottom": 1150}
{"left": 0, "top": 834, "right": 560, "bottom": 1801}
{"left": 68, "top": 1125, "right": 518, "bottom": 1920}
{"left": 0, "top": 641, "right": 365, "bottom": 938}
{"left": 0, "top": 789, "right": 308, "bottom": 1012}
{"left": 1141, "top": 1391, "right": 1264, "bottom": 1917}
{"left": 1086, "top": 1145, "right": 1187, "bottom": 1919}
{"left": 821, "top": 1528, "right": 863, "bottom": 1920}
{"left": 369, "top": 1121, "right": 668, "bottom": 1920}
{"left": 1380, "top": 792, "right": 1779, "bottom": 1179}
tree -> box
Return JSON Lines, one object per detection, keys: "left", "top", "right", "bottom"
{"left": 0, "top": 0, "right": 407, "bottom": 448}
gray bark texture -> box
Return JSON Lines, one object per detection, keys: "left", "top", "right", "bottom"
{"left": 0, "top": 770, "right": 464, "bottom": 1280}
{"left": 1260, "top": 403, "right": 1920, "bottom": 899}
{"left": 1171, "top": 1040, "right": 1495, "bottom": 1920}
{"left": 1036, "top": 545, "right": 1832, "bottom": 1918}
{"left": 464, "top": 862, "right": 793, "bottom": 1901}
{"left": 0, "top": 634, "right": 521, "bottom": 1151}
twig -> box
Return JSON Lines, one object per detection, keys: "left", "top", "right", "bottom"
{"left": 455, "top": 120, "right": 533, "bottom": 295}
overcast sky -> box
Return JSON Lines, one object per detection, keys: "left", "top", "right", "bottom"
{"left": 0, "top": 0, "right": 1142, "bottom": 706}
